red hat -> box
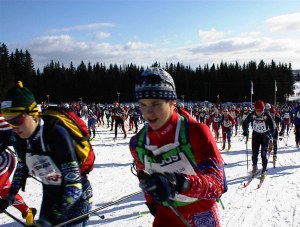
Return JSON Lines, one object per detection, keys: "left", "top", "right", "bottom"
{"left": 270, "top": 106, "right": 276, "bottom": 114}
{"left": 254, "top": 100, "right": 265, "bottom": 110}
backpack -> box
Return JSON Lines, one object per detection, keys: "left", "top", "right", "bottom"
{"left": 42, "top": 106, "right": 95, "bottom": 175}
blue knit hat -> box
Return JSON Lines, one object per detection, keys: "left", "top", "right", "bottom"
{"left": 135, "top": 67, "right": 177, "bottom": 100}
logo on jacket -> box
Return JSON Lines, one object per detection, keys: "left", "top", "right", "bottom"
{"left": 193, "top": 210, "right": 216, "bottom": 227}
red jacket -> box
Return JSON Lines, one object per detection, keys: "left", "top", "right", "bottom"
{"left": 129, "top": 110, "right": 224, "bottom": 227}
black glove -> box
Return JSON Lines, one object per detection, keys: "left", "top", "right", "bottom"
{"left": 279, "top": 131, "right": 283, "bottom": 137}
{"left": 242, "top": 130, "right": 249, "bottom": 137}
{"left": 145, "top": 202, "right": 157, "bottom": 216}
{"left": 0, "top": 198, "right": 10, "bottom": 213}
{"left": 139, "top": 172, "right": 188, "bottom": 203}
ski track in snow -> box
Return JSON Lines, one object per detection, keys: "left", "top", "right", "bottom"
{"left": 1, "top": 122, "right": 300, "bottom": 226}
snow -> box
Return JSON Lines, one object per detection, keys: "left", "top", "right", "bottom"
{"left": 2, "top": 81, "right": 300, "bottom": 226}
{"left": 1, "top": 123, "right": 300, "bottom": 227}
{"left": 289, "top": 81, "right": 300, "bottom": 101}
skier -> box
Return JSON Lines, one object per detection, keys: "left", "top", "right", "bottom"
{"left": 127, "top": 104, "right": 136, "bottom": 131}
{"left": 281, "top": 105, "right": 291, "bottom": 136}
{"left": 220, "top": 108, "right": 235, "bottom": 150}
{"left": 229, "top": 105, "right": 240, "bottom": 136}
{"left": 211, "top": 108, "right": 222, "bottom": 142}
{"left": 0, "top": 114, "right": 37, "bottom": 225}
{"left": 242, "top": 100, "right": 274, "bottom": 177}
{"left": 132, "top": 105, "right": 141, "bottom": 134}
{"left": 111, "top": 101, "right": 127, "bottom": 140}
{"left": 129, "top": 68, "right": 225, "bottom": 227}
{"left": 104, "top": 105, "right": 111, "bottom": 128}
{"left": 289, "top": 101, "right": 300, "bottom": 147}
{"left": 269, "top": 106, "right": 285, "bottom": 163}
{"left": 0, "top": 81, "right": 93, "bottom": 226}
{"left": 87, "top": 102, "right": 98, "bottom": 139}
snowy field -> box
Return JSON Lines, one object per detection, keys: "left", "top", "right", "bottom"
{"left": 1, "top": 121, "right": 300, "bottom": 227}
{"left": 2, "top": 82, "right": 300, "bottom": 226}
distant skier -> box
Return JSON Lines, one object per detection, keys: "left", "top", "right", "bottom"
{"left": 220, "top": 108, "right": 235, "bottom": 150}
{"left": 112, "top": 101, "right": 127, "bottom": 140}
{"left": 242, "top": 100, "right": 274, "bottom": 177}
{"left": 269, "top": 106, "right": 285, "bottom": 163}
{"left": 281, "top": 105, "right": 291, "bottom": 136}
{"left": 289, "top": 102, "right": 300, "bottom": 147}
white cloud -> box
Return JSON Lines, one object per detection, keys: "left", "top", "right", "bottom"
{"left": 198, "top": 28, "right": 224, "bottom": 42}
{"left": 123, "top": 42, "right": 152, "bottom": 50}
{"left": 265, "top": 12, "right": 300, "bottom": 32}
{"left": 240, "top": 32, "right": 261, "bottom": 38}
{"left": 95, "top": 32, "right": 111, "bottom": 39}
{"left": 22, "top": 31, "right": 300, "bottom": 71}
{"left": 47, "top": 22, "right": 114, "bottom": 34}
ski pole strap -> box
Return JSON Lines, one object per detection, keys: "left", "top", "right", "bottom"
{"left": 166, "top": 200, "right": 191, "bottom": 227}
{"left": 3, "top": 210, "right": 26, "bottom": 226}
{"left": 54, "top": 190, "right": 142, "bottom": 227}
{"left": 216, "top": 198, "right": 225, "bottom": 209}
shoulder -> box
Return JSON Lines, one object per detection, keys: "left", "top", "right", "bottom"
{"left": 129, "top": 127, "right": 145, "bottom": 149}
{"left": 44, "top": 120, "right": 72, "bottom": 143}
{"left": 187, "top": 119, "right": 211, "bottom": 137}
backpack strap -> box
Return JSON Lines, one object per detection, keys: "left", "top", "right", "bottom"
{"left": 177, "top": 116, "right": 197, "bottom": 167}
{"left": 41, "top": 116, "right": 59, "bottom": 152}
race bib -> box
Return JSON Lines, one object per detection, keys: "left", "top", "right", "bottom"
{"left": 253, "top": 120, "right": 267, "bottom": 133}
{"left": 26, "top": 153, "right": 62, "bottom": 185}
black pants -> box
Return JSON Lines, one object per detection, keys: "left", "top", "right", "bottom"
{"left": 252, "top": 133, "right": 270, "bottom": 171}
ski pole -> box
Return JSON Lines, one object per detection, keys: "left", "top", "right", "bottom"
{"left": 166, "top": 200, "right": 191, "bottom": 227}
{"left": 28, "top": 174, "right": 105, "bottom": 220}
{"left": 3, "top": 210, "right": 26, "bottom": 226}
{"left": 54, "top": 190, "right": 142, "bottom": 227}
{"left": 245, "top": 137, "right": 249, "bottom": 173}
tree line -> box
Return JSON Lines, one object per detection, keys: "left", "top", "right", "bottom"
{"left": 0, "top": 42, "right": 294, "bottom": 104}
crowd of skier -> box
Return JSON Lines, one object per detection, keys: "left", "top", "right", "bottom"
{"left": 46, "top": 97, "right": 300, "bottom": 181}
{"left": 40, "top": 98, "right": 297, "bottom": 173}
{"left": 46, "top": 99, "right": 296, "bottom": 148}
{"left": 1, "top": 69, "right": 300, "bottom": 226}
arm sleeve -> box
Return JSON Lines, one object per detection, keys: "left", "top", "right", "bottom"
{"left": 182, "top": 123, "right": 225, "bottom": 200}
{"left": 49, "top": 125, "right": 82, "bottom": 215}
{"left": 9, "top": 138, "right": 29, "bottom": 196}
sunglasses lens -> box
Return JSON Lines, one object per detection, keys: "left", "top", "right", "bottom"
{"left": 7, "top": 114, "right": 25, "bottom": 127}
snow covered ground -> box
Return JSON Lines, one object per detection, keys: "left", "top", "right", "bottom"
{"left": 1, "top": 121, "right": 300, "bottom": 227}
{"left": 289, "top": 81, "right": 300, "bottom": 101}
{"left": 2, "top": 82, "right": 300, "bottom": 227}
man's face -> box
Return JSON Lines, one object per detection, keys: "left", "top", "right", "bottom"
{"left": 139, "top": 99, "right": 174, "bottom": 130}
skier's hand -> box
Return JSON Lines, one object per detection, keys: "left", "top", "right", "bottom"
{"left": 279, "top": 131, "right": 283, "bottom": 137}
{"left": 268, "top": 143, "right": 273, "bottom": 152}
{"left": 145, "top": 202, "right": 157, "bottom": 216}
{"left": 139, "top": 172, "right": 188, "bottom": 203}
{"left": 242, "top": 130, "right": 249, "bottom": 137}
{"left": 0, "top": 198, "right": 10, "bottom": 213}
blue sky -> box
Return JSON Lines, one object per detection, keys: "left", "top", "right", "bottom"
{"left": 1, "top": 0, "right": 300, "bottom": 70}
